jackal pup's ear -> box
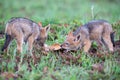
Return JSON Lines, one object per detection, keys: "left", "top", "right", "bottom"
{"left": 45, "top": 24, "right": 50, "bottom": 32}
{"left": 38, "top": 22, "right": 42, "bottom": 27}
{"left": 74, "top": 34, "right": 80, "bottom": 41}
{"left": 68, "top": 31, "right": 73, "bottom": 36}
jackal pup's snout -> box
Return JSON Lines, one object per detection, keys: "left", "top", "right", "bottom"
{"left": 61, "top": 31, "right": 82, "bottom": 51}
{"left": 36, "top": 24, "right": 50, "bottom": 46}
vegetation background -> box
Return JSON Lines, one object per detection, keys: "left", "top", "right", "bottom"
{"left": 0, "top": 0, "right": 120, "bottom": 80}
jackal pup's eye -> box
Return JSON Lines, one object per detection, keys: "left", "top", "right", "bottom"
{"left": 65, "top": 43, "right": 69, "bottom": 45}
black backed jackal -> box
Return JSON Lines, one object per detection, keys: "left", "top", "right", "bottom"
{"left": 1, "top": 17, "right": 50, "bottom": 53}
{"left": 61, "top": 20, "right": 115, "bottom": 52}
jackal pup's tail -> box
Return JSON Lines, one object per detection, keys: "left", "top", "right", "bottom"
{"left": 1, "top": 34, "right": 12, "bottom": 51}
{"left": 110, "top": 32, "right": 115, "bottom": 47}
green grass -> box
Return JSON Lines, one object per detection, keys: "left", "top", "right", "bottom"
{"left": 0, "top": 0, "right": 120, "bottom": 80}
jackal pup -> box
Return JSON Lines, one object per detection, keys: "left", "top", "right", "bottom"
{"left": 61, "top": 20, "right": 115, "bottom": 52}
{"left": 1, "top": 17, "right": 50, "bottom": 53}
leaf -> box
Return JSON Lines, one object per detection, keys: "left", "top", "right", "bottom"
{"left": 43, "top": 66, "right": 48, "bottom": 74}
{"left": 1, "top": 72, "right": 18, "bottom": 79}
{"left": 38, "top": 22, "right": 42, "bottom": 27}
{"left": 49, "top": 43, "right": 61, "bottom": 50}
{"left": 92, "top": 63, "right": 104, "bottom": 72}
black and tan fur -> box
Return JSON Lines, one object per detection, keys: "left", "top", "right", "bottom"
{"left": 61, "top": 20, "right": 115, "bottom": 52}
{"left": 1, "top": 17, "right": 50, "bottom": 53}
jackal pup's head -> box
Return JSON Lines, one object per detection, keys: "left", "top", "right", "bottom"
{"left": 61, "top": 31, "right": 82, "bottom": 51}
{"left": 37, "top": 24, "right": 50, "bottom": 46}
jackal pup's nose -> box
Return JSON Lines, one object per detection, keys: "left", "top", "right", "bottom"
{"left": 60, "top": 44, "right": 63, "bottom": 48}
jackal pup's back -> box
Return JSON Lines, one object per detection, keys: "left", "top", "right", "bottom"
{"left": 61, "top": 20, "right": 115, "bottom": 52}
{"left": 2, "top": 17, "right": 50, "bottom": 53}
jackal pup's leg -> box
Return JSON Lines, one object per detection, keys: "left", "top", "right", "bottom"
{"left": 83, "top": 39, "right": 91, "bottom": 53}
{"left": 1, "top": 34, "right": 13, "bottom": 53}
{"left": 28, "top": 35, "right": 35, "bottom": 55}
{"left": 16, "top": 36, "right": 24, "bottom": 53}
{"left": 102, "top": 33, "right": 114, "bottom": 52}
